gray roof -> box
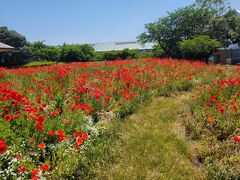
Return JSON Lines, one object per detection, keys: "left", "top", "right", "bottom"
{"left": 0, "top": 42, "right": 14, "bottom": 49}
{"left": 90, "top": 41, "right": 155, "bottom": 52}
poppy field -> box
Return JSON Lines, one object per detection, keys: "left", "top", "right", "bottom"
{"left": 0, "top": 58, "right": 239, "bottom": 179}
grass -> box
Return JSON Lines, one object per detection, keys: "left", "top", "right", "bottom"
{"left": 78, "top": 92, "right": 205, "bottom": 179}
{"left": 23, "top": 61, "right": 60, "bottom": 67}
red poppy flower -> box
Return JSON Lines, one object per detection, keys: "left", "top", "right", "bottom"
{"left": 47, "top": 131, "right": 55, "bottom": 136}
{"left": 36, "top": 97, "right": 42, "bottom": 104}
{"left": 18, "top": 166, "right": 26, "bottom": 173}
{"left": 36, "top": 122, "right": 44, "bottom": 131}
{"left": 55, "top": 130, "right": 64, "bottom": 136}
{"left": 73, "top": 131, "right": 80, "bottom": 137}
{"left": 38, "top": 142, "right": 46, "bottom": 149}
{"left": 37, "top": 115, "right": 46, "bottom": 122}
{"left": 41, "top": 104, "right": 47, "bottom": 108}
{"left": 15, "top": 154, "right": 21, "bottom": 159}
{"left": 3, "top": 106, "right": 10, "bottom": 111}
{"left": 207, "top": 117, "right": 214, "bottom": 123}
{"left": 233, "top": 136, "right": 240, "bottom": 143}
{"left": 58, "top": 135, "right": 64, "bottom": 142}
{"left": 31, "top": 169, "right": 39, "bottom": 180}
{"left": 76, "top": 137, "right": 83, "bottom": 145}
{"left": 0, "top": 140, "right": 7, "bottom": 154}
{"left": 28, "top": 137, "right": 36, "bottom": 143}
{"left": 4, "top": 114, "right": 12, "bottom": 122}
{"left": 74, "top": 143, "right": 79, "bottom": 151}
{"left": 41, "top": 164, "right": 49, "bottom": 172}
{"left": 81, "top": 132, "right": 89, "bottom": 140}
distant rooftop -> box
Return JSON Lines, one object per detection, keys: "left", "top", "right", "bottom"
{"left": 89, "top": 41, "right": 155, "bottom": 52}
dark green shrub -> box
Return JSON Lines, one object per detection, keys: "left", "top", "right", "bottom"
{"left": 59, "top": 44, "right": 94, "bottom": 62}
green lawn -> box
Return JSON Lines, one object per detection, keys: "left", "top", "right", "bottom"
{"left": 23, "top": 61, "right": 60, "bottom": 67}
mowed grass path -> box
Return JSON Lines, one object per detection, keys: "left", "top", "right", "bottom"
{"left": 97, "top": 93, "right": 205, "bottom": 180}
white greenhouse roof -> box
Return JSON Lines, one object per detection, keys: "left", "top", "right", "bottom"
{"left": 90, "top": 41, "right": 155, "bottom": 52}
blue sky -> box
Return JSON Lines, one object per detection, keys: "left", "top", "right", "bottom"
{"left": 1, "top": 0, "right": 240, "bottom": 45}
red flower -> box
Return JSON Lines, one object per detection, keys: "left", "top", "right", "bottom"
{"left": 207, "top": 117, "right": 214, "bottom": 123}
{"left": 15, "top": 154, "right": 21, "bottom": 159}
{"left": 58, "top": 135, "right": 64, "bottom": 142}
{"left": 0, "top": 140, "right": 7, "bottom": 154}
{"left": 36, "top": 98, "right": 42, "bottom": 104}
{"left": 3, "top": 106, "right": 10, "bottom": 111}
{"left": 55, "top": 130, "right": 64, "bottom": 136}
{"left": 41, "top": 164, "right": 49, "bottom": 172}
{"left": 37, "top": 115, "right": 46, "bottom": 122}
{"left": 81, "top": 132, "right": 89, "bottom": 140}
{"left": 36, "top": 122, "right": 44, "bottom": 131}
{"left": 31, "top": 169, "right": 39, "bottom": 180}
{"left": 73, "top": 131, "right": 80, "bottom": 137}
{"left": 38, "top": 142, "right": 46, "bottom": 149}
{"left": 76, "top": 137, "right": 83, "bottom": 145}
{"left": 50, "top": 109, "right": 61, "bottom": 116}
{"left": 4, "top": 114, "right": 12, "bottom": 122}
{"left": 47, "top": 131, "right": 55, "bottom": 136}
{"left": 41, "top": 104, "right": 47, "bottom": 108}
{"left": 74, "top": 144, "right": 79, "bottom": 151}
{"left": 28, "top": 137, "right": 36, "bottom": 143}
{"left": 233, "top": 136, "right": 240, "bottom": 143}
{"left": 18, "top": 166, "right": 26, "bottom": 173}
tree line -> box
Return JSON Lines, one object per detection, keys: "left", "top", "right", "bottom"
{"left": 0, "top": 26, "right": 153, "bottom": 67}
{"left": 139, "top": 0, "right": 240, "bottom": 62}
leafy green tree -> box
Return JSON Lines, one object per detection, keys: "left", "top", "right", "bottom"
{"left": 0, "top": 27, "right": 27, "bottom": 48}
{"left": 59, "top": 44, "right": 94, "bottom": 62}
{"left": 151, "top": 45, "right": 165, "bottom": 58}
{"left": 0, "top": 27, "right": 29, "bottom": 67}
{"left": 139, "top": 5, "right": 211, "bottom": 57}
{"left": 31, "top": 41, "right": 47, "bottom": 49}
{"left": 195, "top": 0, "right": 230, "bottom": 16}
{"left": 202, "top": 9, "right": 240, "bottom": 46}
{"left": 179, "top": 35, "right": 221, "bottom": 62}
{"left": 195, "top": 0, "right": 240, "bottom": 46}
{"left": 101, "top": 49, "right": 138, "bottom": 61}
{"left": 29, "top": 41, "right": 60, "bottom": 62}
{"left": 224, "top": 10, "right": 240, "bottom": 44}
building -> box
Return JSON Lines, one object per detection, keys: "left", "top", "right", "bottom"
{"left": 89, "top": 41, "right": 155, "bottom": 52}
{"left": 0, "top": 42, "right": 14, "bottom": 52}
{"left": 211, "top": 47, "right": 240, "bottom": 65}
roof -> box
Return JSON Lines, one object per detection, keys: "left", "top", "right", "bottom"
{"left": 0, "top": 42, "right": 14, "bottom": 51}
{"left": 90, "top": 41, "right": 155, "bottom": 52}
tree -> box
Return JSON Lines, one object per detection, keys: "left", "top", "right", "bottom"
{"left": 179, "top": 35, "right": 221, "bottom": 62}
{"left": 195, "top": 0, "right": 240, "bottom": 46}
{"left": 224, "top": 10, "right": 240, "bottom": 45}
{"left": 0, "top": 27, "right": 27, "bottom": 48}
{"left": 0, "top": 27, "right": 29, "bottom": 67}
{"left": 29, "top": 41, "right": 60, "bottom": 62}
{"left": 195, "top": 0, "right": 230, "bottom": 16}
{"left": 151, "top": 45, "right": 165, "bottom": 58}
{"left": 101, "top": 49, "right": 137, "bottom": 61}
{"left": 138, "top": 5, "right": 211, "bottom": 57}
{"left": 59, "top": 44, "right": 94, "bottom": 62}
